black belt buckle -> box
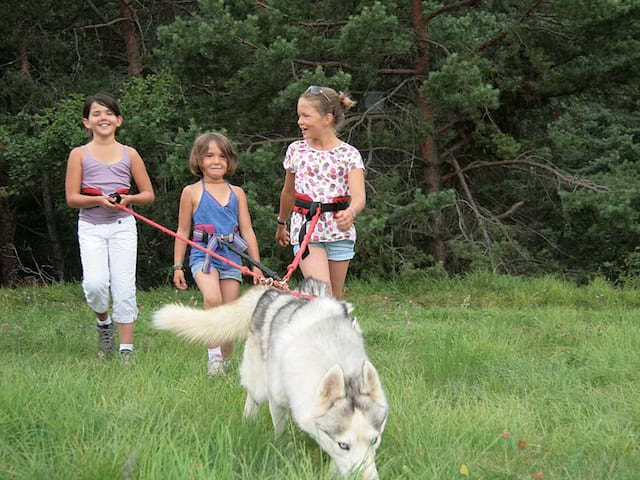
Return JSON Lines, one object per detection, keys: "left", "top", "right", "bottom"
{"left": 195, "top": 230, "right": 211, "bottom": 243}
{"left": 308, "top": 201, "right": 322, "bottom": 219}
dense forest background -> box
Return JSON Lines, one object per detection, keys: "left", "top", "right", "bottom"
{"left": 1, "top": 0, "right": 639, "bottom": 288}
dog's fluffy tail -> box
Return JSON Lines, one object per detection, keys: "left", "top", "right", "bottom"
{"left": 152, "top": 286, "right": 268, "bottom": 344}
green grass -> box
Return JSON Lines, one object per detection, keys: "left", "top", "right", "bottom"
{"left": 1, "top": 274, "right": 639, "bottom": 479}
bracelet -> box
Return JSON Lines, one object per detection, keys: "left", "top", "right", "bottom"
{"left": 277, "top": 217, "right": 286, "bottom": 225}
{"left": 172, "top": 264, "right": 184, "bottom": 271}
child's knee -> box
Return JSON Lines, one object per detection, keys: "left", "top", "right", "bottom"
{"left": 203, "top": 293, "right": 223, "bottom": 308}
{"left": 83, "top": 276, "right": 109, "bottom": 297}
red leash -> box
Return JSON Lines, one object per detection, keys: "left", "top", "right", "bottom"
{"left": 280, "top": 205, "right": 322, "bottom": 284}
{"left": 113, "top": 203, "right": 260, "bottom": 281}
{"left": 110, "top": 197, "right": 323, "bottom": 292}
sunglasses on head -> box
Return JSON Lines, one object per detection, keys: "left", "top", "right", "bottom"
{"left": 306, "top": 85, "right": 331, "bottom": 103}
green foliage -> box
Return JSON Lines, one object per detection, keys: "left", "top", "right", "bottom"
{"left": 619, "top": 248, "right": 640, "bottom": 288}
{"left": 351, "top": 188, "right": 456, "bottom": 277}
{"left": 490, "top": 132, "right": 522, "bottom": 160}
{"left": 549, "top": 100, "right": 640, "bottom": 175}
{"left": 118, "top": 74, "right": 185, "bottom": 169}
{"left": 541, "top": 100, "right": 640, "bottom": 279}
{"left": 3, "top": 95, "right": 85, "bottom": 194}
{"left": 156, "top": 120, "right": 204, "bottom": 186}
{"left": 2, "top": 0, "right": 640, "bottom": 285}
{"left": 425, "top": 53, "right": 500, "bottom": 119}
{"left": 556, "top": 189, "right": 640, "bottom": 278}
{"left": 235, "top": 145, "right": 291, "bottom": 271}
{"left": 336, "top": 2, "right": 412, "bottom": 78}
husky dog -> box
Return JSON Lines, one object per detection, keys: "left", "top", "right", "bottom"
{"left": 153, "top": 278, "right": 388, "bottom": 479}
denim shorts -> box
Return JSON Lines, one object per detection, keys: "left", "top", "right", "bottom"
{"left": 190, "top": 261, "right": 243, "bottom": 283}
{"left": 293, "top": 239, "right": 355, "bottom": 261}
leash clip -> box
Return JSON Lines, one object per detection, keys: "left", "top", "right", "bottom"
{"left": 109, "top": 192, "right": 122, "bottom": 204}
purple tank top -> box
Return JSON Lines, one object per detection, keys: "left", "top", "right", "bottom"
{"left": 79, "top": 145, "right": 132, "bottom": 225}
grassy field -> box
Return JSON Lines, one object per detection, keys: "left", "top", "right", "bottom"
{"left": 1, "top": 273, "right": 639, "bottom": 479}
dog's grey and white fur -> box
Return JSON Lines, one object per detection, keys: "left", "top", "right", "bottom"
{"left": 153, "top": 278, "right": 388, "bottom": 479}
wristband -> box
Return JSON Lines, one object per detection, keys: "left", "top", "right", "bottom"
{"left": 277, "top": 217, "right": 286, "bottom": 225}
{"left": 172, "top": 264, "right": 184, "bottom": 271}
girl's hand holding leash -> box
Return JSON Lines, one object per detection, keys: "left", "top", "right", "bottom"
{"left": 100, "top": 195, "right": 122, "bottom": 210}
{"left": 251, "top": 266, "right": 263, "bottom": 284}
{"left": 276, "top": 223, "right": 290, "bottom": 247}
{"left": 118, "top": 194, "right": 132, "bottom": 207}
{"left": 108, "top": 192, "right": 133, "bottom": 207}
{"left": 173, "top": 266, "right": 188, "bottom": 290}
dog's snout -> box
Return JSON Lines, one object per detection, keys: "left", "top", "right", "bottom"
{"left": 361, "top": 463, "right": 379, "bottom": 480}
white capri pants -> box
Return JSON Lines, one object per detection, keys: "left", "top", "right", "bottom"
{"left": 78, "top": 215, "right": 138, "bottom": 324}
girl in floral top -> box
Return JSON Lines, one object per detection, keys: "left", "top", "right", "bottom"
{"left": 276, "top": 86, "right": 365, "bottom": 299}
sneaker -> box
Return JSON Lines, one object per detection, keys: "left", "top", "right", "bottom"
{"left": 207, "top": 356, "right": 228, "bottom": 376}
{"left": 119, "top": 348, "right": 133, "bottom": 366}
{"left": 97, "top": 322, "right": 115, "bottom": 355}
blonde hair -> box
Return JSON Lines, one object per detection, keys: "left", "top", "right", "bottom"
{"left": 300, "top": 86, "right": 355, "bottom": 129}
{"left": 188, "top": 132, "right": 238, "bottom": 177}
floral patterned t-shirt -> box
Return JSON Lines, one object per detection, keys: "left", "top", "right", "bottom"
{"left": 284, "top": 140, "right": 364, "bottom": 244}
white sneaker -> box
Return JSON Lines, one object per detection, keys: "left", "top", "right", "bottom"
{"left": 207, "top": 356, "right": 228, "bottom": 376}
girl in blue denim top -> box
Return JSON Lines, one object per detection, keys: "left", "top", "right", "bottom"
{"left": 173, "top": 132, "right": 261, "bottom": 375}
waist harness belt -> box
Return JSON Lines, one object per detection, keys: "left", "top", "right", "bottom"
{"left": 293, "top": 193, "right": 350, "bottom": 259}
{"left": 81, "top": 187, "right": 130, "bottom": 203}
{"left": 192, "top": 224, "right": 248, "bottom": 273}
{"left": 82, "top": 187, "right": 130, "bottom": 196}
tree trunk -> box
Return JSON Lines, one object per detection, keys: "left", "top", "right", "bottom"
{"left": 0, "top": 138, "right": 16, "bottom": 284}
{"left": 0, "top": 201, "right": 16, "bottom": 286}
{"left": 118, "top": 0, "right": 142, "bottom": 76}
{"left": 40, "top": 174, "right": 65, "bottom": 280}
{"left": 18, "top": 39, "right": 30, "bottom": 77}
{"left": 411, "top": 0, "right": 447, "bottom": 263}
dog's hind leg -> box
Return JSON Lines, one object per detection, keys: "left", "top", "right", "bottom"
{"left": 268, "top": 401, "right": 289, "bottom": 435}
{"left": 240, "top": 334, "right": 267, "bottom": 420}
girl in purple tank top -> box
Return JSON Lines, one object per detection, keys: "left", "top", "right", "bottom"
{"left": 172, "top": 132, "right": 261, "bottom": 376}
{"left": 65, "top": 93, "right": 154, "bottom": 358}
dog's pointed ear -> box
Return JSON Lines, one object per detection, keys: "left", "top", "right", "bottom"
{"left": 361, "top": 360, "right": 386, "bottom": 405}
{"left": 316, "top": 364, "right": 345, "bottom": 412}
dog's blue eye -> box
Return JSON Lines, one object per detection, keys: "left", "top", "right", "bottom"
{"left": 338, "top": 442, "right": 350, "bottom": 451}
{"left": 370, "top": 436, "right": 378, "bottom": 445}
